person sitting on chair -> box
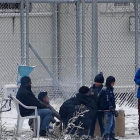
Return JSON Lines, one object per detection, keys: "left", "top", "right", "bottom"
{"left": 16, "top": 76, "right": 51, "bottom": 136}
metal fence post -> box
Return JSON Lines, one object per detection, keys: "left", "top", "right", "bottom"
{"left": 135, "top": 0, "right": 140, "bottom": 71}
{"left": 52, "top": 3, "right": 58, "bottom": 87}
{"left": 91, "top": 0, "right": 98, "bottom": 83}
{"left": 20, "top": 0, "right": 25, "bottom": 65}
{"left": 76, "top": 0, "right": 81, "bottom": 90}
{"left": 57, "top": 4, "right": 61, "bottom": 82}
{"left": 82, "top": 0, "right": 85, "bottom": 86}
{"left": 26, "top": 0, "right": 30, "bottom": 66}
{"left": 134, "top": 0, "right": 140, "bottom": 107}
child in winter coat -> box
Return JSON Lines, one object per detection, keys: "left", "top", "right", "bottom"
{"left": 101, "top": 76, "right": 118, "bottom": 140}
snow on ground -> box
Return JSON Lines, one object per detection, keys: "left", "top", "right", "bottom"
{"left": 1, "top": 101, "right": 140, "bottom": 140}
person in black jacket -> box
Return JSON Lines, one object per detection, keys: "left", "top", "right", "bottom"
{"left": 59, "top": 86, "right": 96, "bottom": 138}
{"left": 89, "top": 72, "right": 105, "bottom": 138}
{"left": 16, "top": 76, "right": 51, "bottom": 136}
{"left": 101, "top": 76, "right": 118, "bottom": 140}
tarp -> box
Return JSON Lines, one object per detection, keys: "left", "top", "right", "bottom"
{"left": 17, "top": 65, "right": 35, "bottom": 85}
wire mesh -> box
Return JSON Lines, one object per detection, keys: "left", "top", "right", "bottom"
{"left": 98, "top": 2, "right": 136, "bottom": 107}
{"left": 0, "top": 0, "right": 138, "bottom": 107}
{"left": 0, "top": 3, "right": 21, "bottom": 88}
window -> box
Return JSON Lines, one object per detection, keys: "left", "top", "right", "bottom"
{"left": 0, "top": 3, "right": 20, "bottom": 10}
{"left": 0, "top": 3, "right": 32, "bottom": 13}
{"left": 114, "top": 2, "right": 130, "bottom": 7}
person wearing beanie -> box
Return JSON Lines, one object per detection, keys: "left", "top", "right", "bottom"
{"left": 89, "top": 72, "right": 105, "bottom": 138}
{"left": 59, "top": 86, "right": 96, "bottom": 138}
{"left": 20, "top": 76, "right": 31, "bottom": 86}
{"left": 16, "top": 76, "right": 52, "bottom": 136}
{"left": 94, "top": 72, "right": 104, "bottom": 84}
{"left": 101, "top": 76, "right": 118, "bottom": 140}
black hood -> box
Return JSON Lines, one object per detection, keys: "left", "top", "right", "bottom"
{"left": 76, "top": 93, "right": 96, "bottom": 110}
{"left": 105, "top": 76, "right": 115, "bottom": 87}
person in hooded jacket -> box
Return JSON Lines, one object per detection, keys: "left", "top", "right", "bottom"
{"left": 59, "top": 86, "right": 96, "bottom": 137}
{"left": 89, "top": 72, "right": 105, "bottom": 138}
{"left": 16, "top": 76, "right": 52, "bottom": 136}
{"left": 101, "top": 76, "right": 118, "bottom": 140}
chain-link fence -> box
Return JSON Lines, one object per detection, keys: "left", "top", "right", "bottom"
{"left": 98, "top": 2, "right": 136, "bottom": 107}
{"left": 0, "top": 2, "right": 21, "bottom": 86}
{"left": 0, "top": 0, "right": 138, "bottom": 107}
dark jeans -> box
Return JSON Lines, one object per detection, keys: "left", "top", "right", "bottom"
{"left": 138, "top": 99, "right": 140, "bottom": 129}
{"left": 89, "top": 112, "right": 104, "bottom": 138}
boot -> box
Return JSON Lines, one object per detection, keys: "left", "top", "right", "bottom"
{"left": 109, "top": 133, "right": 118, "bottom": 140}
{"left": 102, "top": 133, "right": 109, "bottom": 140}
{"left": 40, "top": 130, "right": 47, "bottom": 136}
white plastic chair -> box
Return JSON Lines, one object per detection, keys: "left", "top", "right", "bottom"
{"left": 11, "top": 96, "right": 40, "bottom": 138}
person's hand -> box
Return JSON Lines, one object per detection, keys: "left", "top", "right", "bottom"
{"left": 114, "top": 111, "right": 119, "bottom": 117}
{"left": 109, "top": 106, "right": 115, "bottom": 112}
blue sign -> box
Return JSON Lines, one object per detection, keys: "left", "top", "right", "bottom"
{"left": 17, "top": 65, "right": 35, "bottom": 85}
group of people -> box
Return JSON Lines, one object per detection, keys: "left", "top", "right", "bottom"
{"left": 16, "top": 73, "right": 119, "bottom": 140}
